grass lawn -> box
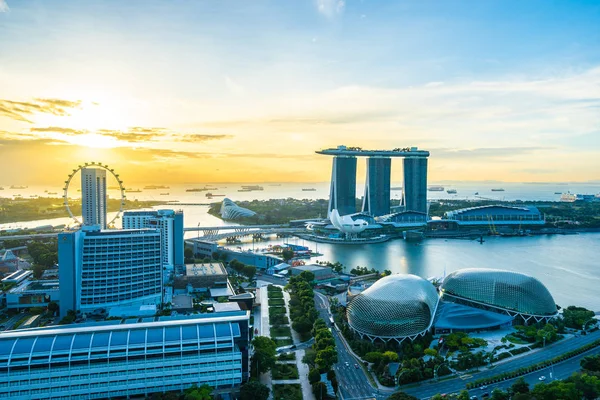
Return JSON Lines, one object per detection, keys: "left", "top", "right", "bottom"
{"left": 274, "top": 338, "right": 294, "bottom": 347}
{"left": 271, "top": 363, "right": 300, "bottom": 380}
{"left": 278, "top": 352, "right": 296, "bottom": 361}
{"left": 267, "top": 285, "right": 283, "bottom": 293}
{"left": 505, "top": 334, "right": 530, "bottom": 345}
{"left": 268, "top": 298, "right": 285, "bottom": 306}
{"left": 273, "top": 384, "right": 303, "bottom": 400}
{"left": 270, "top": 315, "right": 290, "bottom": 325}
{"left": 270, "top": 326, "right": 292, "bottom": 338}
{"left": 269, "top": 306, "right": 287, "bottom": 316}
{"left": 267, "top": 291, "right": 284, "bottom": 299}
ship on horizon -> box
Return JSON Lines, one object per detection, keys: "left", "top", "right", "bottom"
{"left": 491, "top": 188, "right": 505, "bottom": 192}
{"left": 10, "top": 185, "right": 28, "bottom": 189}
{"left": 144, "top": 185, "right": 170, "bottom": 190}
{"left": 428, "top": 186, "right": 444, "bottom": 191}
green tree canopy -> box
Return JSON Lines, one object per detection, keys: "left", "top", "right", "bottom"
{"left": 387, "top": 392, "right": 419, "bottom": 400}
{"left": 239, "top": 381, "right": 269, "bottom": 400}
{"left": 251, "top": 336, "right": 277, "bottom": 377}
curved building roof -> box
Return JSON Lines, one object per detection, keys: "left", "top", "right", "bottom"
{"left": 346, "top": 274, "right": 439, "bottom": 340}
{"left": 220, "top": 198, "right": 256, "bottom": 220}
{"left": 440, "top": 268, "right": 556, "bottom": 317}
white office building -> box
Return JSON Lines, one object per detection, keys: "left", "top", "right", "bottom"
{"left": 122, "top": 210, "right": 184, "bottom": 270}
{"left": 81, "top": 168, "right": 107, "bottom": 229}
{"left": 0, "top": 311, "right": 250, "bottom": 399}
{"left": 58, "top": 226, "right": 162, "bottom": 317}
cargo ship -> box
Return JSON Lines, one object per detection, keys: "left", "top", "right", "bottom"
{"left": 446, "top": 189, "right": 457, "bottom": 194}
{"left": 491, "top": 188, "right": 505, "bottom": 192}
{"left": 144, "top": 185, "right": 169, "bottom": 190}
{"left": 428, "top": 186, "right": 444, "bottom": 191}
{"left": 10, "top": 185, "right": 28, "bottom": 189}
{"left": 302, "top": 188, "right": 316, "bottom": 191}
{"left": 241, "top": 185, "right": 263, "bottom": 191}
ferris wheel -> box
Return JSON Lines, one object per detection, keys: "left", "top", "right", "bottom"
{"left": 62, "top": 162, "right": 126, "bottom": 227}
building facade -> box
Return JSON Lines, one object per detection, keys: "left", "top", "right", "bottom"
{"left": 122, "top": 209, "right": 184, "bottom": 269}
{"left": 81, "top": 168, "right": 107, "bottom": 229}
{"left": 58, "top": 226, "right": 162, "bottom": 318}
{"left": 328, "top": 156, "right": 357, "bottom": 217}
{"left": 362, "top": 157, "right": 391, "bottom": 217}
{"left": 402, "top": 157, "right": 428, "bottom": 214}
{"left": 0, "top": 312, "right": 250, "bottom": 399}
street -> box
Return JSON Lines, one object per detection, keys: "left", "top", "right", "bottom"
{"left": 314, "top": 292, "right": 388, "bottom": 400}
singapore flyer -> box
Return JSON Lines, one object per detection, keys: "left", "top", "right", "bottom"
{"left": 62, "top": 162, "right": 126, "bottom": 227}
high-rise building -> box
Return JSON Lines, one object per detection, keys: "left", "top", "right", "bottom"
{"left": 328, "top": 156, "right": 357, "bottom": 216}
{"left": 403, "top": 157, "right": 428, "bottom": 214}
{"left": 81, "top": 167, "right": 107, "bottom": 229}
{"left": 58, "top": 226, "right": 162, "bottom": 317}
{"left": 122, "top": 209, "right": 184, "bottom": 269}
{"left": 0, "top": 311, "right": 250, "bottom": 398}
{"left": 362, "top": 157, "right": 391, "bottom": 217}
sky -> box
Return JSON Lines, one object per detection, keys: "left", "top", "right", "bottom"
{"left": 0, "top": 0, "right": 599, "bottom": 185}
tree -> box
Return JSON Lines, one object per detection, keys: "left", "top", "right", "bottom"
{"left": 424, "top": 348, "right": 438, "bottom": 357}
{"left": 282, "top": 248, "right": 294, "bottom": 262}
{"left": 184, "top": 384, "right": 213, "bottom": 400}
{"left": 251, "top": 336, "right": 277, "bottom": 377}
{"left": 387, "top": 392, "right": 418, "bottom": 400}
{"left": 512, "top": 377, "right": 530, "bottom": 394}
{"left": 32, "top": 264, "right": 45, "bottom": 279}
{"left": 491, "top": 388, "right": 509, "bottom": 400}
{"left": 239, "top": 381, "right": 269, "bottom": 400}
{"left": 456, "top": 390, "right": 470, "bottom": 400}
{"left": 243, "top": 265, "right": 257, "bottom": 280}
{"left": 47, "top": 301, "right": 59, "bottom": 315}
{"left": 184, "top": 247, "right": 194, "bottom": 263}
{"left": 308, "top": 368, "right": 321, "bottom": 384}
{"left": 315, "top": 346, "right": 338, "bottom": 371}
{"left": 312, "top": 382, "right": 328, "bottom": 400}
{"left": 581, "top": 355, "right": 600, "bottom": 372}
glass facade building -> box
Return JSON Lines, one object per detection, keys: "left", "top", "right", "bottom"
{"left": 362, "top": 157, "right": 391, "bottom": 217}
{"left": 328, "top": 156, "right": 357, "bottom": 216}
{"left": 58, "top": 227, "right": 162, "bottom": 318}
{"left": 81, "top": 168, "right": 107, "bottom": 229}
{"left": 402, "top": 157, "right": 428, "bottom": 214}
{"left": 441, "top": 268, "right": 557, "bottom": 318}
{"left": 122, "top": 210, "right": 185, "bottom": 269}
{"left": 346, "top": 274, "right": 439, "bottom": 342}
{"left": 0, "top": 312, "right": 249, "bottom": 399}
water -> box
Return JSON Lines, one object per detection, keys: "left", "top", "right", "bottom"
{"left": 225, "top": 233, "right": 600, "bottom": 312}
{"left": 2, "top": 183, "right": 600, "bottom": 311}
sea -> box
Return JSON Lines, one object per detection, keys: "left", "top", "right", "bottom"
{"left": 1, "top": 182, "right": 600, "bottom": 311}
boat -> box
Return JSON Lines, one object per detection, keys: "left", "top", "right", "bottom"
{"left": 446, "top": 189, "right": 457, "bottom": 194}
{"left": 144, "top": 185, "right": 170, "bottom": 190}
{"left": 186, "top": 188, "right": 208, "bottom": 192}
{"left": 428, "top": 186, "right": 444, "bottom": 191}
{"left": 127, "top": 189, "right": 142, "bottom": 193}
{"left": 29, "top": 195, "right": 38, "bottom": 198}
{"left": 391, "top": 186, "right": 403, "bottom": 190}
{"left": 237, "top": 189, "right": 252, "bottom": 192}
{"left": 474, "top": 192, "right": 479, "bottom": 195}
{"left": 554, "top": 192, "right": 562, "bottom": 195}
{"left": 302, "top": 188, "right": 316, "bottom": 191}
{"left": 10, "top": 185, "right": 28, "bottom": 189}
{"left": 0, "top": 187, "right": 4, "bottom": 190}
{"left": 47, "top": 192, "right": 58, "bottom": 195}
{"left": 560, "top": 192, "right": 576, "bottom": 202}
{"left": 491, "top": 188, "right": 505, "bottom": 192}
{"left": 205, "top": 193, "right": 225, "bottom": 197}
{"left": 241, "top": 185, "right": 263, "bottom": 191}
{"left": 160, "top": 193, "right": 169, "bottom": 196}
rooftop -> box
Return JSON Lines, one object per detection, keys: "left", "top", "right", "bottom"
{"left": 316, "top": 145, "right": 429, "bottom": 157}
{"left": 185, "top": 262, "right": 227, "bottom": 277}
{"left": 290, "top": 264, "right": 330, "bottom": 272}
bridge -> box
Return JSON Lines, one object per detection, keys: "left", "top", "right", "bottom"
{"left": 185, "top": 225, "right": 306, "bottom": 241}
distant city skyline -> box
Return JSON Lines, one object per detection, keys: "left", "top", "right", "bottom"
{"left": 1, "top": 0, "right": 599, "bottom": 184}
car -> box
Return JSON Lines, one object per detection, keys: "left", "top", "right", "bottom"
{"left": 345, "top": 362, "right": 349, "bottom": 367}
{"left": 470, "top": 396, "right": 478, "bottom": 400}
{"left": 539, "top": 376, "right": 546, "bottom": 381}
{"left": 480, "top": 386, "right": 488, "bottom": 390}
{"left": 354, "top": 363, "right": 359, "bottom": 369}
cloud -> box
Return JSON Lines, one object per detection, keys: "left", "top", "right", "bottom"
{"left": 432, "top": 147, "right": 551, "bottom": 160}
{"left": 97, "top": 127, "right": 167, "bottom": 142}
{"left": 30, "top": 126, "right": 87, "bottom": 135}
{"left": 0, "top": 98, "right": 82, "bottom": 123}
{"left": 178, "top": 134, "right": 233, "bottom": 142}
{"left": 316, "top": 0, "right": 345, "bottom": 17}
{"left": 0, "top": 0, "right": 8, "bottom": 12}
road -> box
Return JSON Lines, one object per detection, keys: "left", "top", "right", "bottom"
{"left": 314, "top": 292, "right": 388, "bottom": 400}
{"left": 404, "top": 329, "right": 600, "bottom": 399}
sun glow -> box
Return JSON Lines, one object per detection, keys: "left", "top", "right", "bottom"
{"left": 65, "top": 133, "right": 120, "bottom": 148}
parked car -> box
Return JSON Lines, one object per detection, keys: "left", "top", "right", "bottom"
{"left": 539, "top": 376, "right": 546, "bottom": 381}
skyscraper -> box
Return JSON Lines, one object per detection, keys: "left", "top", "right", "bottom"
{"left": 362, "top": 157, "right": 391, "bottom": 217}
{"left": 122, "top": 209, "right": 184, "bottom": 269}
{"left": 328, "top": 156, "right": 357, "bottom": 216}
{"left": 81, "top": 167, "right": 107, "bottom": 229}
{"left": 58, "top": 226, "right": 162, "bottom": 317}
{"left": 403, "top": 157, "right": 428, "bottom": 214}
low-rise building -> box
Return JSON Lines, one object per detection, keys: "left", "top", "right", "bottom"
{"left": 0, "top": 311, "right": 250, "bottom": 399}
{"left": 290, "top": 264, "right": 334, "bottom": 281}
{"left": 5, "top": 279, "right": 60, "bottom": 310}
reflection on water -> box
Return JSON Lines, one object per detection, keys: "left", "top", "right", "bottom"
{"left": 227, "top": 233, "right": 600, "bottom": 312}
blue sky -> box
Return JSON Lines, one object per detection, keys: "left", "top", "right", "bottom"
{"left": 0, "top": 0, "right": 599, "bottom": 183}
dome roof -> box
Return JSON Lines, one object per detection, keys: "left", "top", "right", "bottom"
{"left": 347, "top": 274, "right": 439, "bottom": 339}
{"left": 441, "top": 268, "right": 556, "bottom": 316}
